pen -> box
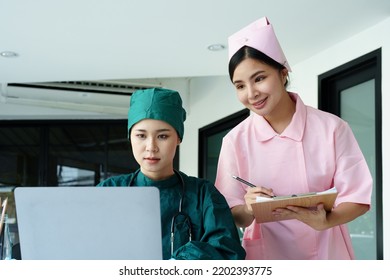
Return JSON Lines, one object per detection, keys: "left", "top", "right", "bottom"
{"left": 232, "top": 175, "right": 276, "bottom": 198}
{"left": 231, "top": 175, "right": 257, "bottom": 188}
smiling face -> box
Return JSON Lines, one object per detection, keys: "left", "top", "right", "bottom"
{"left": 130, "top": 119, "right": 180, "bottom": 180}
{"left": 232, "top": 57, "right": 289, "bottom": 120}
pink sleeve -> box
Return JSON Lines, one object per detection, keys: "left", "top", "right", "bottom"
{"left": 215, "top": 136, "right": 247, "bottom": 208}
{"left": 333, "top": 121, "right": 373, "bottom": 207}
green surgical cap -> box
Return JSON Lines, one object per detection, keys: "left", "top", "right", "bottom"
{"left": 127, "top": 88, "right": 186, "bottom": 140}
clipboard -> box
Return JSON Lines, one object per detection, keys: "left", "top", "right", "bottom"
{"left": 251, "top": 187, "right": 338, "bottom": 223}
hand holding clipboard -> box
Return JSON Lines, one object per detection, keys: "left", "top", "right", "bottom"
{"left": 231, "top": 175, "right": 338, "bottom": 223}
{"left": 252, "top": 187, "right": 338, "bottom": 223}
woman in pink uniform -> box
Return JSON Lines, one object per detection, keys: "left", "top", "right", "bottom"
{"left": 214, "top": 17, "right": 372, "bottom": 259}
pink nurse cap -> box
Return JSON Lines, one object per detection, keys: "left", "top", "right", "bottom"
{"left": 228, "top": 17, "right": 291, "bottom": 72}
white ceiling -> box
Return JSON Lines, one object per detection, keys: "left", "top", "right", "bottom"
{"left": 1, "top": 0, "right": 390, "bottom": 84}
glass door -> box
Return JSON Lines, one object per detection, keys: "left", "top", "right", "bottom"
{"left": 319, "top": 49, "right": 382, "bottom": 259}
{"left": 340, "top": 80, "right": 377, "bottom": 259}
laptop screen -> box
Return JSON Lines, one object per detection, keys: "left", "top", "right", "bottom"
{"left": 14, "top": 186, "right": 162, "bottom": 260}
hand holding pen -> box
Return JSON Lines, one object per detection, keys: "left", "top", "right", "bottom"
{"left": 231, "top": 175, "right": 274, "bottom": 217}
{"left": 232, "top": 175, "right": 275, "bottom": 198}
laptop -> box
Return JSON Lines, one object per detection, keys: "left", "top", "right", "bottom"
{"left": 14, "top": 186, "right": 162, "bottom": 260}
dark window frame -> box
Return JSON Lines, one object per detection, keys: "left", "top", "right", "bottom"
{"left": 0, "top": 119, "right": 180, "bottom": 187}
{"left": 198, "top": 109, "right": 249, "bottom": 180}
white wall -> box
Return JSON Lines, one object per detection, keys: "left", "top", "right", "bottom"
{"left": 176, "top": 17, "right": 390, "bottom": 258}
{"left": 177, "top": 75, "right": 244, "bottom": 175}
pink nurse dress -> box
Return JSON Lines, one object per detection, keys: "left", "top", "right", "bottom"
{"left": 215, "top": 92, "right": 373, "bottom": 260}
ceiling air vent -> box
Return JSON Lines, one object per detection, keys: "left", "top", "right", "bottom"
{"left": 3, "top": 80, "right": 162, "bottom": 115}
{"left": 7, "top": 80, "right": 161, "bottom": 95}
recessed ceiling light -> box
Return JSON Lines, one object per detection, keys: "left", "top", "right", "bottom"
{"left": 0, "top": 51, "right": 18, "bottom": 58}
{"left": 207, "top": 44, "right": 225, "bottom": 51}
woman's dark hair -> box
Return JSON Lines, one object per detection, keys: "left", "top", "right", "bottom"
{"left": 228, "top": 46, "right": 289, "bottom": 87}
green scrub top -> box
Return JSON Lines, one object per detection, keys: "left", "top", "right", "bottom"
{"left": 97, "top": 170, "right": 246, "bottom": 260}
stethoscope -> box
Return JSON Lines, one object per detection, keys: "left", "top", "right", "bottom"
{"left": 129, "top": 169, "right": 192, "bottom": 257}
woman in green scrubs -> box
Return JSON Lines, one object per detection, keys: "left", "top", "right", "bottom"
{"left": 97, "top": 87, "right": 245, "bottom": 260}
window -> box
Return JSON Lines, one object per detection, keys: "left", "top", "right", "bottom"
{"left": 0, "top": 120, "right": 135, "bottom": 187}
{"left": 198, "top": 109, "right": 249, "bottom": 182}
